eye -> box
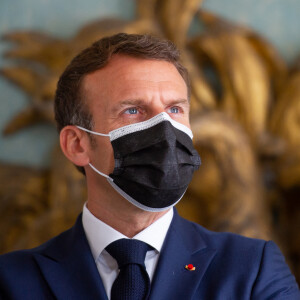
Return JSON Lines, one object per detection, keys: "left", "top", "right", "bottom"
{"left": 124, "top": 107, "right": 139, "bottom": 114}
{"left": 168, "top": 106, "right": 180, "bottom": 114}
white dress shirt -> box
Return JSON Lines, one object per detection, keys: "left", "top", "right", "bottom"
{"left": 82, "top": 204, "right": 173, "bottom": 299}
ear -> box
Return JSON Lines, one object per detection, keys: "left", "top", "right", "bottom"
{"left": 60, "top": 125, "right": 90, "bottom": 167}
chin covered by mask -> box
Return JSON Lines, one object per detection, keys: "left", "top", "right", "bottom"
{"left": 77, "top": 112, "right": 201, "bottom": 212}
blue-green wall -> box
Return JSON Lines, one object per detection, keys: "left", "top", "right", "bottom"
{"left": 1, "top": 0, "right": 300, "bottom": 168}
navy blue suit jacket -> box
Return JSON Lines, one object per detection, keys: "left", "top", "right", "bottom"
{"left": 0, "top": 209, "right": 299, "bottom": 299}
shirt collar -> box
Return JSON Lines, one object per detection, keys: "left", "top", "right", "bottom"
{"left": 82, "top": 203, "right": 173, "bottom": 261}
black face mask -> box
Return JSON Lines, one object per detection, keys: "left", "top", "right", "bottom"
{"left": 77, "top": 112, "right": 201, "bottom": 212}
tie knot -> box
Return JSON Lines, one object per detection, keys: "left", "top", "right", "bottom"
{"left": 106, "top": 239, "right": 152, "bottom": 269}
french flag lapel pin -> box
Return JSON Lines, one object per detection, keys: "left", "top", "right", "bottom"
{"left": 185, "top": 264, "right": 196, "bottom": 271}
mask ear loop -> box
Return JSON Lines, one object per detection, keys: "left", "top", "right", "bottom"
{"left": 75, "top": 126, "right": 112, "bottom": 180}
{"left": 76, "top": 126, "right": 110, "bottom": 137}
{"left": 89, "top": 163, "right": 113, "bottom": 181}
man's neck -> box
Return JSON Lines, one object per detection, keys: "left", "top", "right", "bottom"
{"left": 87, "top": 196, "right": 168, "bottom": 238}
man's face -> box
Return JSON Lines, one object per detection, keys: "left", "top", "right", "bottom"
{"left": 81, "top": 54, "right": 190, "bottom": 176}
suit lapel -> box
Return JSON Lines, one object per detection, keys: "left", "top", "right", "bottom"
{"left": 34, "top": 214, "right": 108, "bottom": 300}
{"left": 149, "top": 210, "right": 216, "bottom": 300}
{"left": 32, "top": 211, "right": 216, "bottom": 299}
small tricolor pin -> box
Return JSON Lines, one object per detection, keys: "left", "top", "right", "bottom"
{"left": 185, "top": 264, "right": 196, "bottom": 271}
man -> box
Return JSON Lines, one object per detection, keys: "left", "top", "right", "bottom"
{"left": 0, "top": 33, "right": 299, "bottom": 300}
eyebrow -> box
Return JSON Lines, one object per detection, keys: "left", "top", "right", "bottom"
{"left": 113, "top": 98, "right": 189, "bottom": 109}
{"left": 111, "top": 99, "right": 145, "bottom": 114}
{"left": 117, "top": 99, "right": 145, "bottom": 107}
{"left": 167, "top": 98, "right": 190, "bottom": 106}
{"left": 110, "top": 98, "right": 190, "bottom": 116}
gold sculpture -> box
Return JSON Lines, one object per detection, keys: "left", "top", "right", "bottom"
{"left": 1, "top": 0, "right": 299, "bottom": 282}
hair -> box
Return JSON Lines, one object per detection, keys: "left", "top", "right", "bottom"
{"left": 54, "top": 32, "right": 190, "bottom": 174}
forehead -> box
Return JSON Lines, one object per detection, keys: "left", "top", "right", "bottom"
{"left": 82, "top": 54, "right": 186, "bottom": 91}
{"left": 81, "top": 55, "right": 188, "bottom": 115}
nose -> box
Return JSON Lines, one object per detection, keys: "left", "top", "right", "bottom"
{"left": 148, "top": 103, "right": 166, "bottom": 119}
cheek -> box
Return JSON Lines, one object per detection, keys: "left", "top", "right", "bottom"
{"left": 173, "top": 114, "right": 191, "bottom": 129}
{"left": 91, "top": 138, "right": 115, "bottom": 174}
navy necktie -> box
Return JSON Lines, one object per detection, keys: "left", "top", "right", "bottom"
{"left": 106, "top": 239, "right": 152, "bottom": 300}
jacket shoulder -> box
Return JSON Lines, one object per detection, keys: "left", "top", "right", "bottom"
{"left": 0, "top": 225, "right": 77, "bottom": 299}
{"left": 0, "top": 221, "right": 78, "bottom": 276}
{"left": 177, "top": 213, "right": 266, "bottom": 250}
{"left": 177, "top": 215, "right": 300, "bottom": 299}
